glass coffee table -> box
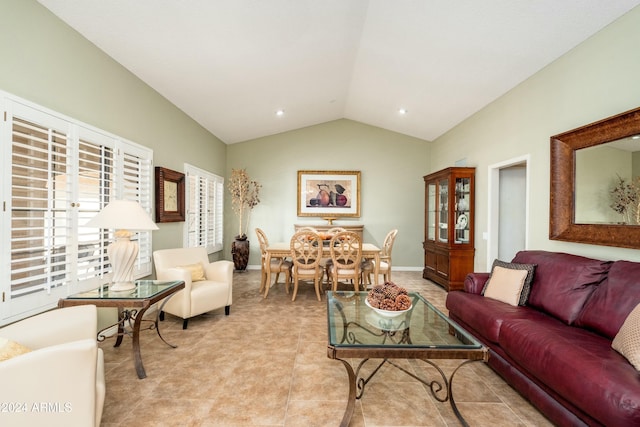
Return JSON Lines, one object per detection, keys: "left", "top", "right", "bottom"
{"left": 327, "top": 291, "right": 488, "bottom": 427}
{"left": 59, "top": 280, "right": 184, "bottom": 379}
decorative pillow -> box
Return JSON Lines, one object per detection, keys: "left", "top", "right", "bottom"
{"left": 178, "top": 263, "right": 206, "bottom": 282}
{"left": 0, "top": 337, "right": 31, "bottom": 362}
{"left": 482, "top": 259, "right": 536, "bottom": 306}
{"left": 612, "top": 303, "right": 640, "bottom": 370}
{"left": 482, "top": 266, "right": 528, "bottom": 306}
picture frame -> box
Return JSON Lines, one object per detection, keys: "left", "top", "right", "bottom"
{"left": 155, "top": 167, "right": 185, "bottom": 222}
{"left": 297, "top": 170, "right": 361, "bottom": 217}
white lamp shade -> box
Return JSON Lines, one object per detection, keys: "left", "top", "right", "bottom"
{"left": 84, "top": 200, "right": 158, "bottom": 231}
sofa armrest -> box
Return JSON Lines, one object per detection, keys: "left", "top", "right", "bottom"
{"left": 0, "top": 339, "right": 101, "bottom": 426}
{"left": 0, "top": 305, "right": 97, "bottom": 349}
{"left": 464, "top": 273, "right": 490, "bottom": 295}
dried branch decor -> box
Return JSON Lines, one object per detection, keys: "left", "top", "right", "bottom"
{"left": 228, "top": 168, "right": 261, "bottom": 239}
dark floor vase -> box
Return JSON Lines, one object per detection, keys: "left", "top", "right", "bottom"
{"left": 232, "top": 237, "right": 250, "bottom": 271}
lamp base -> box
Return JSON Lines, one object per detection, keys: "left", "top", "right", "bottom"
{"left": 109, "top": 281, "right": 136, "bottom": 292}
{"left": 108, "top": 230, "right": 139, "bottom": 286}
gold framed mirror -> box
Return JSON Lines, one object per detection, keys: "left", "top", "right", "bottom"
{"left": 550, "top": 106, "right": 640, "bottom": 248}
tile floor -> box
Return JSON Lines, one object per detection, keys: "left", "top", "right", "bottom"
{"left": 98, "top": 270, "right": 553, "bottom": 426}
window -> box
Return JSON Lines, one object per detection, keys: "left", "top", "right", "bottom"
{"left": 1, "top": 93, "right": 153, "bottom": 324}
{"left": 184, "top": 164, "right": 223, "bottom": 253}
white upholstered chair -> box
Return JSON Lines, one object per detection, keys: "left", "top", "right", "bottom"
{"left": 0, "top": 305, "right": 105, "bottom": 427}
{"left": 153, "top": 247, "right": 234, "bottom": 329}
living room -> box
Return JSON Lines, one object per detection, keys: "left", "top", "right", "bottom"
{"left": 2, "top": 1, "right": 640, "bottom": 276}
{"left": 2, "top": 1, "right": 640, "bottom": 426}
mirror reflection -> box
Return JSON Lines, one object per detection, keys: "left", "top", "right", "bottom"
{"left": 575, "top": 135, "right": 640, "bottom": 224}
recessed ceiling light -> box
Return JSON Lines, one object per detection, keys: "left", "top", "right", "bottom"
{"left": 632, "top": 135, "right": 640, "bottom": 140}
{"left": 398, "top": 108, "right": 408, "bottom": 115}
{"left": 276, "top": 109, "right": 285, "bottom": 117}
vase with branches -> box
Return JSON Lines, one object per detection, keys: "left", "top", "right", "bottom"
{"left": 228, "top": 168, "right": 261, "bottom": 239}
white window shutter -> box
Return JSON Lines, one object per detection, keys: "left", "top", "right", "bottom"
{"left": 1, "top": 94, "right": 153, "bottom": 323}
{"left": 184, "top": 164, "right": 224, "bottom": 253}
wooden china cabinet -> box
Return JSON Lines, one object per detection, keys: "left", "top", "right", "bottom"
{"left": 423, "top": 167, "right": 475, "bottom": 291}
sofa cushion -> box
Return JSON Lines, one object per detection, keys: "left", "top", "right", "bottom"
{"left": 499, "top": 318, "right": 640, "bottom": 426}
{"left": 613, "top": 303, "right": 640, "bottom": 370}
{"left": 512, "top": 250, "right": 612, "bottom": 324}
{"left": 482, "top": 259, "right": 536, "bottom": 306}
{"left": 445, "top": 291, "right": 549, "bottom": 344}
{"left": 575, "top": 261, "right": 640, "bottom": 339}
{"left": 483, "top": 266, "right": 528, "bottom": 305}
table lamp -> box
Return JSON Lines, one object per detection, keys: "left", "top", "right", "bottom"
{"left": 85, "top": 200, "right": 159, "bottom": 291}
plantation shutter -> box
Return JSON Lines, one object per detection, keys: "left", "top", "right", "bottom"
{"left": 213, "top": 176, "right": 224, "bottom": 251}
{"left": 76, "top": 126, "right": 115, "bottom": 287}
{"left": 1, "top": 94, "right": 153, "bottom": 322}
{"left": 121, "top": 147, "right": 154, "bottom": 277}
{"left": 9, "top": 110, "right": 72, "bottom": 314}
{"left": 185, "top": 164, "right": 223, "bottom": 253}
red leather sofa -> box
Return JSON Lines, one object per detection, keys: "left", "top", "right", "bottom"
{"left": 446, "top": 250, "right": 640, "bottom": 427}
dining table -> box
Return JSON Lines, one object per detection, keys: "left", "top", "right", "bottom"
{"left": 262, "top": 242, "right": 381, "bottom": 298}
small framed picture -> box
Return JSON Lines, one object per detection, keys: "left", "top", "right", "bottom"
{"left": 155, "top": 167, "right": 185, "bottom": 222}
{"left": 297, "top": 170, "right": 360, "bottom": 217}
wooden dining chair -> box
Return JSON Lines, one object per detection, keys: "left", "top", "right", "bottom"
{"left": 256, "top": 228, "right": 292, "bottom": 296}
{"left": 320, "top": 227, "right": 346, "bottom": 286}
{"left": 362, "top": 229, "right": 398, "bottom": 286}
{"left": 327, "top": 231, "right": 363, "bottom": 292}
{"left": 290, "top": 230, "right": 323, "bottom": 301}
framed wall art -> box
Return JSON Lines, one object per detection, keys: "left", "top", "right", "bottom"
{"left": 155, "top": 166, "right": 185, "bottom": 222}
{"left": 297, "top": 170, "right": 361, "bottom": 217}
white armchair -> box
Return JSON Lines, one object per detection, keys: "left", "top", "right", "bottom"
{"left": 153, "top": 247, "right": 234, "bottom": 329}
{"left": 0, "top": 305, "right": 105, "bottom": 427}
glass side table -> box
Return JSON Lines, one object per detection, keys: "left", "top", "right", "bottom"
{"left": 59, "top": 280, "right": 185, "bottom": 379}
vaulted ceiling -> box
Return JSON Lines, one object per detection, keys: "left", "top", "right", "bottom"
{"left": 38, "top": 1, "right": 640, "bottom": 144}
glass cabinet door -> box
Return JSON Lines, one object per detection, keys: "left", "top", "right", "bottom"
{"left": 454, "top": 177, "right": 471, "bottom": 244}
{"left": 427, "top": 182, "right": 436, "bottom": 241}
{"left": 438, "top": 179, "right": 448, "bottom": 243}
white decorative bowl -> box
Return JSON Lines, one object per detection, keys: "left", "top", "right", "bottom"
{"left": 365, "top": 298, "right": 412, "bottom": 318}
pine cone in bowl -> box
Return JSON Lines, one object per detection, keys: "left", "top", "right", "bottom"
{"left": 367, "top": 281, "right": 410, "bottom": 311}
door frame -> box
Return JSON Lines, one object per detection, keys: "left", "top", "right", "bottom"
{"left": 487, "top": 155, "right": 530, "bottom": 268}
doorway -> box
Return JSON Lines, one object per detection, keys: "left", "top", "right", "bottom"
{"left": 487, "top": 156, "right": 529, "bottom": 267}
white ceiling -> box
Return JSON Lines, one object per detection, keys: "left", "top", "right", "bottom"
{"left": 37, "top": 0, "right": 640, "bottom": 144}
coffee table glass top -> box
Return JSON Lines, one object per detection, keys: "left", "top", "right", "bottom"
{"left": 66, "top": 280, "right": 183, "bottom": 300}
{"left": 327, "top": 291, "right": 482, "bottom": 349}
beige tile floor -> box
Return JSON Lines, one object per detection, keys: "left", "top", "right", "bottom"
{"left": 99, "top": 270, "right": 553, "bottom": 427}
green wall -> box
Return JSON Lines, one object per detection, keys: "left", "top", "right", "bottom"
{"left": 431, "top": 6, "right": 640, "bottom": 268}
{"left": 226, "top": 119, "right": 430, "bottom": 269}
{"left": 0, "top": 0, "right": 227, "bottom": 257}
